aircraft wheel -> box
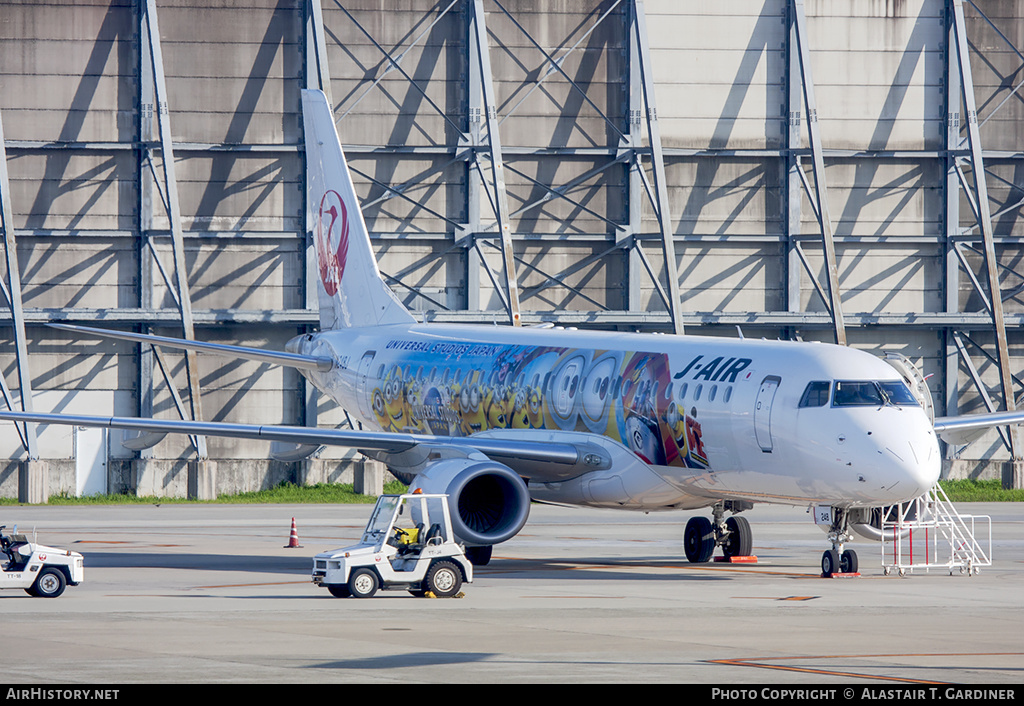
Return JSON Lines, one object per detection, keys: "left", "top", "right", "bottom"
{"left": 424, "top": 561, "right": 462, "bottom": 598}
{"left": 840, "top": 549, "right": 858, "bottom": 574}
{"left": 821, "top": 549, "right": 841, "bottom": 577}
{"left": 33, "top": 567, "right": 66, "bottom": 598}
{"left": 348, "top": 568, "right": 379, "bottom": 598}
{"left": 684, "top": 516, "right": 715, "bottom": 563}
{"left": 327, "top": 584, "right": 351, "bottom": 598}
{"left": 722, "top": 516, "right": 752, "bottom": 558}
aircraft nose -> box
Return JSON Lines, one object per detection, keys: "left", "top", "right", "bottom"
{"left": 881, "top": 428, "right": 940, "bottom": 502}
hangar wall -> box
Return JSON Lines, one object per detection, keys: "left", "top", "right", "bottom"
{"left": 0, "top": 0, "right": 1021, "bottom": 498}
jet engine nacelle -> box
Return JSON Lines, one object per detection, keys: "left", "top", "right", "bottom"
{"left": 409, "top": 458, "right": 530, "bottom": 547}
{"left": 840, "top": 503, "right": 928, "bottom": 542}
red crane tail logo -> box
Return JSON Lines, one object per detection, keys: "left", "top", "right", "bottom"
{"left": 316, "top": 190, "right": 349, "bottom": 297}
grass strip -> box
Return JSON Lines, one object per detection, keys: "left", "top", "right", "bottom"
{"left": 1, "top": 479, "right": 1020, "bottom": 506}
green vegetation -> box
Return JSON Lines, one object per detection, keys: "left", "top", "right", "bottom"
{"left": 1, "top": 478, "right": 1019, "bottom": 505}
{"left": 0, "top": 480, "right": 409, "bottom": 506}
{"left": 939, "top": 478, "right": 1024, "bottom": 503}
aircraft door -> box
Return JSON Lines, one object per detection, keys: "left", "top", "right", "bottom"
{"left": 754, "top": 375, "right": 781, "bottom": 453}
{"left": 356, "top": 351, "right": 376, "bottom": 418}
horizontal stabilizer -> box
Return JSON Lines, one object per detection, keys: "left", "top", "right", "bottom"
{"left": 48, "top": 323, "right": 334, "bottom": 373}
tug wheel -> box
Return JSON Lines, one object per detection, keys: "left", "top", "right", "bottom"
{"left": 424, "top": 561, "right": 462, "bottom": 598}
{"left": 327, "top": 584, "right": 351, "bottom": 598}
{"left": 348, "top": 568, "right": 379, "bottom": 598}
{"left": 32, "top": 568, "right": 66, "bottom": 598}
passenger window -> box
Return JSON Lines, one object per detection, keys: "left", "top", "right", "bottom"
{"left": 799, "top": 381, "right": 831, "bottom": 408}
{"left": 723, "top": 386, "right": 732, "bottom": 403}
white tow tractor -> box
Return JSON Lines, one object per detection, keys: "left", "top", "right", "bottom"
{"left": 0, "top": 525, "right": 84, "bottom": 598}
{"left": 312, "top": 492, "right": 472, "bottom": 598}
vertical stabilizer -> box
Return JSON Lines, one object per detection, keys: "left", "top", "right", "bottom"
{"left": 301, "top": 89, "right": 415, "bottom": 330}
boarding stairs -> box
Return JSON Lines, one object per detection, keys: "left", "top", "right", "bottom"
{"left": 880, "top": 483, "right": 991, "bottom": 577}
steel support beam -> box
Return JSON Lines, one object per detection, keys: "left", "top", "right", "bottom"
{"left": 621, "top": 1, "right": 649, "bottom": 317}
{"left": 631, "top": 0, "right": 683, "bottom": 335}
{"left": 791, "top": 0, "right": 846, "bottom": 346}
{"left": 306, "top": 0, "right": 334, "bottom": 107}
{"left": 943, "top": 6, "right": 962, "bottom": 462}
{"left": 950, "top": 0, "right": 1020, "bottom": 463}
{"left": 468, "top": 0, "right": 521, "bottom": 326}
{"left": 463, "top": 2, "right": 484, "bottom": 312}
{"left": 0, "top": 109, "right": 37, "bottom": 458}
{"left": 785, "top": 4, "right": 803, "bottom": 339}
{"left": 137, "top": 1, "right": 156, "bottom": 457}
{"left": 141, "top": 0, "right": 206, "bottom": 458}
{"left": 302, "top": 0, "right": 336, "bottom": 431}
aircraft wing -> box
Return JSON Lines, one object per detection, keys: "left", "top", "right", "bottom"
{"left": 0, "top": 410, "right": 608, "bottom": 482}
{"left": 933, "top": 409, "right": 1024, "bottom": 446}
{"left": 47, "top": 323, "right": 334, "bottom": 373}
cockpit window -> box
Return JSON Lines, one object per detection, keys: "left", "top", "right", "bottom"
{"left": 799, "top": 381, "right": 831, "bottom": 407}
{"left": 832, "top": 380, "right": 919, "bottom": 408}
{"left": 877, "top": 381, "right": 920, "bottom": 407}
{"left": 833, "top": 381, "right": 884, "bottom": 407}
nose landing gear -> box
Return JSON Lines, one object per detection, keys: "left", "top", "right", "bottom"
{"left": 821, "top": 507, "right": 859, "bottom": 577}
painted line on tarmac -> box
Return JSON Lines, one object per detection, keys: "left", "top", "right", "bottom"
{"left": 707, "top": 652, "right": 1024, "bottom": 683}
{"left": 191, "top": 580, "right": 312, "bottom": 589}
{"left": 483, "top": 557, "right": 818, "bottom": 578}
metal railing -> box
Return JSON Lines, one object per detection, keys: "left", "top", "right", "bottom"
{"left": 880, "top": 483, "right": 991, "bottom": 577}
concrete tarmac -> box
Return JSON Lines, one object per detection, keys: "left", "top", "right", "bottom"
{"left": 0, "top": 501, "right": 1020, "bottom": 684}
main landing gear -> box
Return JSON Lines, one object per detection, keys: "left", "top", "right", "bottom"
{"left": 684, "top": 501, "right": 754, "bottom": 563}
{"left": 821, "top": 507, "right": 858, "bottom": 578}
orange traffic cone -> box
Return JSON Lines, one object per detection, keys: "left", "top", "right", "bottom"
{"left": 284, "top": 517, "right": 303, "bottom": 548}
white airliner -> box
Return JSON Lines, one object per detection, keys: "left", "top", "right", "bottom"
{"left": 2, "top": 89, "right": 1020, "bottom": 576}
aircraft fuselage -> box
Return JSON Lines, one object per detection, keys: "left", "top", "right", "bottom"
{"left": 290, "top": 324, "right": 940, "bottom": 512}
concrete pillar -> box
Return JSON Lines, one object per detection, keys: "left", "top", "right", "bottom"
{"left": 355, "top": 459, "right": 385, "bottom": 496}
{"left": 132, "top": 458, "right": 164, "bottom": 498}
{"left": 188, "top": 459, "right": 217, "bottom": 500}
{"left": 298, "top": 458, "right": 317, "bottom": 486}
{"left": 1002, "top": 460, "right": 1024, "bottom": 490}
{"left": 18, "top": 460, "right": 48, "bottom": 504}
